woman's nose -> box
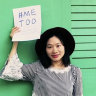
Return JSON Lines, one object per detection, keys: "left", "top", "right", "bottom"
{"left": 52, "top": 47, "right": 58, "bottom": 53}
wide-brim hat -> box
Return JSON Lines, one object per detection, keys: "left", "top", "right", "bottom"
{"left": 35, "top": 27, "right": 75, "bottom": 57}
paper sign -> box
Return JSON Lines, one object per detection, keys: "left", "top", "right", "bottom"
{"left": 12, "top": 5, "right": 41, "bottom": 41}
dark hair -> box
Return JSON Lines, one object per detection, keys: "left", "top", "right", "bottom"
{"left": 35, "top": 27, "right": 75, "bottom": 68}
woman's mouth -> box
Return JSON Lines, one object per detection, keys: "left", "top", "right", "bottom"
{"left": 51, "top": 54, "right": 59, "bottom": 58}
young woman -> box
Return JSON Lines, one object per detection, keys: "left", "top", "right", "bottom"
{"left": 0, "top": 27, "right": 83, "bottom": 96}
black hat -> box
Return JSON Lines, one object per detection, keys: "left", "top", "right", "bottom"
{"left": 35, "top": 27, "right": 75, "bottom": 57}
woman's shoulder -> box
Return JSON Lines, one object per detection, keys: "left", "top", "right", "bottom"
{"left": 29, "top": 60, "right": 44, "bottom": 70}
{"left": 70, "top": 64, "right": 81, "bottom": 70}
{"left": 70, "top": 64, "right": 81, "bottom": 75}
{"left": 32, "top": 60, "right": 42, "bottom": 66}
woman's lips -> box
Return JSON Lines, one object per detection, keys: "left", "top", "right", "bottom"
{"left": 51, "top": 54, "right": 59, "bottom": 58}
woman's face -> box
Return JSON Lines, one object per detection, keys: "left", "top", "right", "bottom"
{"left": 46, "top": 36, "right": 65, "bottom": 63}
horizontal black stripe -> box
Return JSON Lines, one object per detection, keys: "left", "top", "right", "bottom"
{"left": 80, "top": 67, "right": 96, "bottom": 69}
{"left": 72, "top": 27, "right": 96, "bottom": 29}
{"left": 75, "top": 49, "right": 96, "bottom": 51}
{"left": 75, "top": 42, "right": 96, "bottom": 44}
{"left": 72, "top": 57, "right": 96, "bottom": 59}
{"left": 71, "top": 5, "right": 96, "bottom": 6}
{"left": 71, "top": 12, "right": 96, "bottom": 14}
{"left": 73, "top": 35, "right": 96, "bottom": 36}
{"left": 71, "top": 20, "right": 96, "bottom": 21}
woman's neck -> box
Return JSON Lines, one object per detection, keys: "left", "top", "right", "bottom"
{"left": 51, "top": 61, "right": 65, "bottom": 69}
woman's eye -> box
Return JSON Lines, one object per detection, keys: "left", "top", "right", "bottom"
{"left": 47, "top": 46, "right": 52, "bottom": 48}
{"left": 57, "top": 45, "right": 61, "bottom": 47}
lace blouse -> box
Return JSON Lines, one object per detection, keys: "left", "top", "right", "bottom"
{"left": 0, "top": 53, "right": 83, "bottom": 96}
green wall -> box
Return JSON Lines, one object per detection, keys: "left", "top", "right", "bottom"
{"left": 1, "top": 0, "right": 96, "bottom": 96}
{"left": 0, "top": 0, "right": 71, "bottom": 96}
{"left": 71, "top": 0, "right": 96, "bottom": 96}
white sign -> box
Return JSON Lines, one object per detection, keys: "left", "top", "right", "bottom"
{"left": 12, "top": 5, "right": 41, "bottom": 41}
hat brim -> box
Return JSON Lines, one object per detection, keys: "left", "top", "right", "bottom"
{"left": 35, "top": 27, "right": 75, "bottom": 56}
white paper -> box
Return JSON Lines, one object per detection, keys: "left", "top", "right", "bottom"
{"left": 12, "top": 5, "right": 41, "bottom": 41}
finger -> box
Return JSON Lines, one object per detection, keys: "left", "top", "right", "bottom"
{"left": 12, "top": 27, "right": 19, "bottom": 30}
{"left": 10, "top": 28, "right": 21, "bottom": 38}
{"left": 12, "top": 27, "right": 20, "bottom": 32}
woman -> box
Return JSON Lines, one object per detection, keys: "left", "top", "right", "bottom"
{"left": 0, "top": 27, "right": 83, "bottom": 96}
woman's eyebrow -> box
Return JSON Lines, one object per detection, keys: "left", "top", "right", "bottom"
{"left": 46, "top": 44, "right": 52, "bottom": 46}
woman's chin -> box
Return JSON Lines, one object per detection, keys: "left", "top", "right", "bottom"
{"left": 51, "top": 58, "right": 61, "bottom": 62}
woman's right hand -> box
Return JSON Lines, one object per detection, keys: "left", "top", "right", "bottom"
{"left": 10, "top": 27, "right": 20, "bottom": 39}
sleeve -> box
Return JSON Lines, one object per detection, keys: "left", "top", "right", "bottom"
{"left": 0, "top": 53, "right": 39, "bottom": 82}
{"left": 72, "top": 67, "right": 83, "bottom": 96}
{"left": 21, "top": 61, "right": 39, "bottom": 82}
{"left": 0, "top": 53, "right": 23, "bottom": 81}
